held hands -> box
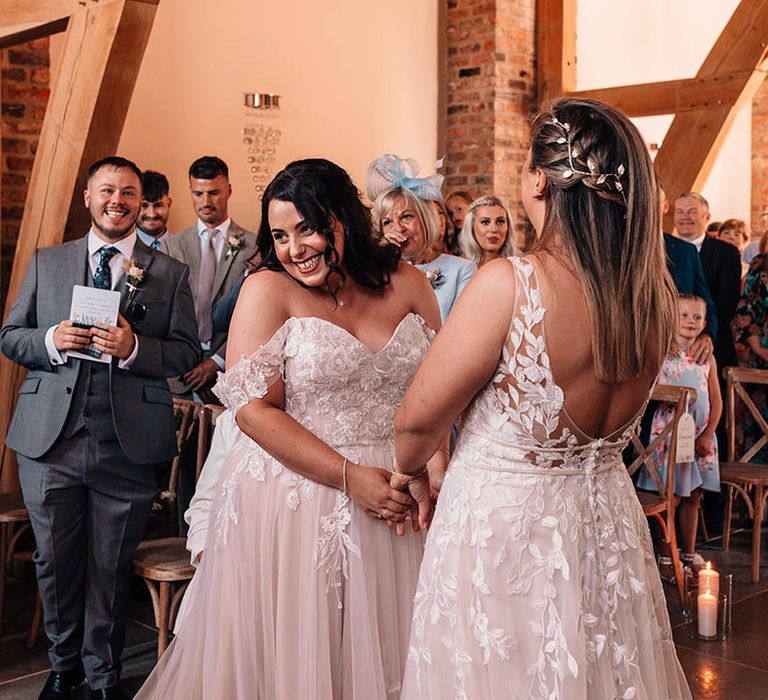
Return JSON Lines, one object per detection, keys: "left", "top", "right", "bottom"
{"left": 346, "top": 464, "right": 419, "bottom": 530}
{"left": 689, "top": 333, "right": 713, "bottom": 365}
{"left": 390, "top": 469, "right": 434, "bottom": 534}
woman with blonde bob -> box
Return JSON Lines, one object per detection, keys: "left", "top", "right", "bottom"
{"left": 459, "top": 195, "right": 516, "bottom": 266}
{"left": 395, "top": 98, "right": 691, "bottom": 698}
{"left": 368, "top": 154, "right": 476, "bottom": 322}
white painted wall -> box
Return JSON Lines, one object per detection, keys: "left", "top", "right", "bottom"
{"left": 577, "top": 0, "right": 751, "bottom": 226}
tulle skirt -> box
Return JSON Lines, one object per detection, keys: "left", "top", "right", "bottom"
{"left": 135, "top": 438, "right": 424, "bottom": 699}
{"left": 401, "top": 459, "right": 692, "bottom": 700}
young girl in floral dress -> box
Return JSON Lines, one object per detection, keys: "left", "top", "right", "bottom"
{"left": 638, "top": 293, "right": 722, "bottom": 575}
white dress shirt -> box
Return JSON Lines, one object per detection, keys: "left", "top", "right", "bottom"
{"left": 44, "top": 229, "right": 140, "bottom": 369}
{"left": 688, "top": 233, "right": 706, "bottom": 252}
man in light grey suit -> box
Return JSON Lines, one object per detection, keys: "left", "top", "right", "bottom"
{"left": 1, "top": 157, "right": 200, "bottom": 700}
{"left": 161, "top": 155, "right": 257, "bottom": 401}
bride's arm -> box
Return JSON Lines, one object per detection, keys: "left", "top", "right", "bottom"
{"left": 395, "top": 259, "right": 517, "bottom": 475}
{"left": 225, "top": 273, "right": 417, "bottom": 521}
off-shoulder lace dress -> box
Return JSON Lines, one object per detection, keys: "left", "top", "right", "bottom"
{"left": 136, "top": 312, "right": 434, "bottom": 700}
{"left": 401, "top": 258, "right": 691, "bottom": 700}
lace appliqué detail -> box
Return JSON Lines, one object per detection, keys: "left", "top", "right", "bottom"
{"left": 315, "top": 491, "right": 362, "bottom": 609}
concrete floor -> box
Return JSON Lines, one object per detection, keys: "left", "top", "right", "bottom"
{"left": 1, "top": 529, "right": 768, "bottom": 699}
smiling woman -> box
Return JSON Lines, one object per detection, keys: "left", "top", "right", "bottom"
{"left": 134, "top": 158, "right": 443, "bottom": 700}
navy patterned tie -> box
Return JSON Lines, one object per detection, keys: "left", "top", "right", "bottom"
{"left": 93, "top": 246, "right": 119, "bottom": 290}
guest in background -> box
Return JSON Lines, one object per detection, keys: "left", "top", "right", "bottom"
{"left": 445, "top": 190, "right": 472, "bottom": 253}
{"left": 161, "top": 156, "right": 258, "bottom": 400}
{"left": 637, "top": 294, "right": 721, "bottom": 577}
{"left": 367, "top": 154, "right": 476, "bottom": 322}
{"left": 673, "top": 192, "right": 741, "bottom": 381}
{"left": 431, "top": 199, "right": 458, "bottom": 255}
{"left": 706, "top": 221, "right": 722, "bottom": 237}
{"left": 1, "top": 157, "right": 200, "bottom": 700}
{"left": 732, "top": 252, "right": 768, "bottom": 462}
{"left": 459, "top": 195, "right": 515, "bottom": 267}
{"left": 718, "top": 218, "right": 750, "bottom": 277}
{"left": 136, "top": 170, "right": 172, "bottom": 249}
{"left": 658, "top": 183, "right": 716, "bottom": 361}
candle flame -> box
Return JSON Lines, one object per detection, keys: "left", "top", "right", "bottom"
{"left": 706, "top": 561, "right": 712, "bottom": 570}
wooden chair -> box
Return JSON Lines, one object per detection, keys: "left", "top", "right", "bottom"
{"left": 0, "top": 492, "right": 31, "bottom": 636}
{"left": 627, "top": 384, "right": 696, "bottom": 606}
{"left": 153, "top": 398, "right": 203, "bottom": 534}
{"left": 720, "top": 366, "right": 768, "bottom": 583}
{"left": 133, "top": 402, "right": 219, "bottom": 658}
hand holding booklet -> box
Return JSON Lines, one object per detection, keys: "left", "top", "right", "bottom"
{"left": 69, "top": 285, "right": 121, "bottom": 363}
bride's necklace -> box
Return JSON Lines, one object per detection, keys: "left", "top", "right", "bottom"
{"left": 333, "top": 279, "right": 351, "bottom": 309}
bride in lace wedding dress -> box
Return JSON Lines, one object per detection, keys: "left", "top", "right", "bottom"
{"left": 393, "top": 99, "right": 692, "bottom": 699}
{"left": 135, "top": 159, "right": 441, "bottom": 699}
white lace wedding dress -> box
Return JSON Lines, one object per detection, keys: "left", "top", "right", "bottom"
{"left": 401, "top": 258, "right": 691, "bottom": 700}
{"left": 135, "top": 313, "right": 433, "bottom": 700}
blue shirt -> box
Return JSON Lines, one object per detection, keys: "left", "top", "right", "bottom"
{"left": 415, "top": 253, "right": 477, "bottom": 322}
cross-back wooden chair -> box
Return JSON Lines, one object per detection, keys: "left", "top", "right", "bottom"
{"left": 627, "top": 384, "right": 696, "bottom": 607}
{"left": 0, "top": 492, "right": 31, "bottom": 637}
{"left": 133, "top": 402, "right": 222, "bottom": 658}
{"left": 720, "top": 366, "right": 768, "bottom": 583}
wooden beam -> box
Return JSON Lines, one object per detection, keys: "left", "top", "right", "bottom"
{"left": 0, "top": 1, "right": 158, "bottom": 27}
{"left": 536, "top": 0, "right": 576, "bottom": 104}
{"left": 0, "top": 19, "right": 68, "bottom": 50}
{"left": 0, "top": 0, "right": 160, "bottom": 492}
{"left": 656, "top": 0, "right": 768, "bottom": 230}
{"left": 566, "top": 72, "right": 758, "bottom": 118}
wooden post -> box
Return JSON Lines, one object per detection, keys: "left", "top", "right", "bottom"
{"left": 536, "top": 0, "right": 577, "bottom": 104}
{"left": 655, "top": 0, "right": 768, "bottom": 230}
{"left": 0, "top": 0, "right": 160, "bottom": 492}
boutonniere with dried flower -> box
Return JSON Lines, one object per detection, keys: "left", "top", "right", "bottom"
{"left": 423, "top": 268, "right": 445, "bottom": 289}
{"left": 225, "top": 234, "right": 242, "bottom": 259}
{"left": 122, "top": 259, "right": 145, "bottom": 301}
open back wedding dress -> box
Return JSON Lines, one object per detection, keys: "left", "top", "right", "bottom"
{"left": 401, "top": 257, "right": 691, "bottom": 700}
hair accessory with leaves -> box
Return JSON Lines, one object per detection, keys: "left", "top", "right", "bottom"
{"left": 551, "top": 116, "right": 627, "bottom": 206}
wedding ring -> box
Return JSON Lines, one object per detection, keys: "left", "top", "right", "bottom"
{"left": 378, "top": 508, "right": 386, "bottom": 519}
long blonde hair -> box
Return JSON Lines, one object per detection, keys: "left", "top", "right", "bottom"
{"left": 529, "top": 97, "right": 676, "bottom": 382}
{"left": 459, "top": 195, "right": 516, "bottom": 265}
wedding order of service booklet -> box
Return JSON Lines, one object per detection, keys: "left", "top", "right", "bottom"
{"left": 68, "top": 284, "right": 121, "bottom": 364}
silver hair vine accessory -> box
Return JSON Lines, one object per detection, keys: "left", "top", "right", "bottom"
{"left": 550, "top": 116, "right": 627, "bottom": 206}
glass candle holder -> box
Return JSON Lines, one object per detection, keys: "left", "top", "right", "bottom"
{"left": 687, "top": 590, "right": 728, "bottom": 641}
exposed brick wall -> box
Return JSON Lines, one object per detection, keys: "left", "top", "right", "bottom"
{"left": 752, "top": 79, "right": 768, "bottom": 241}
{"left": 444, "top": 0, "right": 537, "bottom": 250}
{"left": 1, "top": 38, "right": 50, "bottom": 309}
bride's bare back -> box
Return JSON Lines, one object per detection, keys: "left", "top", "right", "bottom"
{"left": 533, "top": 252, "right": 659, "bottom": 441}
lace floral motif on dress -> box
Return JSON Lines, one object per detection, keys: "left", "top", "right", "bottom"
{"left": 315, "top": 491, "right": 362, "bottom": 609}
{"left": 212, "top": 313, "right": 434, "bottom": 593}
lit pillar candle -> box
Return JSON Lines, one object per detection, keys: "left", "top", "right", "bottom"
{"left": 698, "top": 590, "right": 718, "bottom": 637}
{"left": 698, "top": 561, "right": 719, "bottom": 597}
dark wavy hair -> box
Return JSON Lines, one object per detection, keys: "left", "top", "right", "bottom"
{"left": 255, "top": 158, "right": 400, "bottom": 294}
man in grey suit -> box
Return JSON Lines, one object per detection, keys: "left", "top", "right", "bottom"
{"left": 161, "top": 155, "right": 257, "bottom": 401}
{"left": 1, "top": 157, "right": 200, "bottom": 700}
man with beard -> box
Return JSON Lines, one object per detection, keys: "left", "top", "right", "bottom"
{"left": 136, "top": 170, "right": 172, "bottom": 249}
{"left": 1, "top": 157, "right": 200, "bottom": 699}
{"left": 161, "top": 156, "right": 257, "bottom": 401}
